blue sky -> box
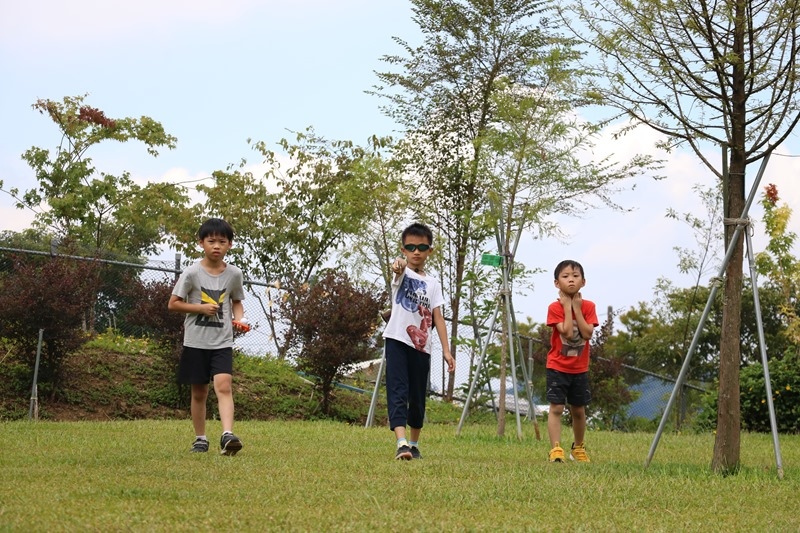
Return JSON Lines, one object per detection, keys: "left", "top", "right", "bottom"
{"left": 3, "top": 0, "right": 800, "bottom": 326}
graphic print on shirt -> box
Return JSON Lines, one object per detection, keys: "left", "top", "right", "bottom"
{"left": 195, "top": 287, "right": 226, "bottom": 328}
{"left": 560, "top": 321, "right": 584, "bottom": 357}
{"left": 407, "top": 306, "right": 433, "bottom": 351}
{"left": 396, "top": 276, "right": 432, "bottom": 350}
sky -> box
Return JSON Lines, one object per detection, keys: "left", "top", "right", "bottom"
{"left": 3, "top": 0, "right": 800, "bottom": 328}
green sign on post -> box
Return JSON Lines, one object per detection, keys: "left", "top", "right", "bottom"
{"left": 481, "top": 253, "right": 503, "bottom": 267}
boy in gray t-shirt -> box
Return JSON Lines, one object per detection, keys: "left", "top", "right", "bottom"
{"left": 169, "top": 218, "right": 247, "bottom": 455}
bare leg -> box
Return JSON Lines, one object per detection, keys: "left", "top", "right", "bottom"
{"left": 191, "top": 383, "right": 209, "bottom": 436}
{"left": 409, "top": 427, "right": 421, "bottom": 443}
{"left": 547, "top": 404, "right": 565, "bottom": 447}
{"left": 571, "top": 405, "right": 586, "bottom": 445}
{"left": 393, "top": 426, "right": 406, "bottom": 441}
{"left": 213, "top": 373, "right": 235, "bottom": 433}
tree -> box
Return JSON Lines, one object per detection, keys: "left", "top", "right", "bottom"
{"left": 589, "top": 312, "right": 637, "bottom": 430}
{"left": 3, "top": 95, "right": 187, "bottom": 258}
{"left": 284, "top": 270, "right": 385, "bottom": 415}
{"left": 374, "top": 0, "right": 656, "bottom": 407}
{"left": 373, "top": 0, "right": 553, "bottom": 401}
{"left": 480, "top": 60, "right": 657, "bottom": 434}
{"left": 755, "top": 184, "right": 800, "bottom": 351}
{"left": 192, "top": 130, "right": 394, "bottom": 359}
{"left": 566, "top": 0, "right": 800, "bottom": 474}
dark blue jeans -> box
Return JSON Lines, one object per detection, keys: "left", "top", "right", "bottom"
{"left": 385, "top": 338, "right": 431, "bottom": 431}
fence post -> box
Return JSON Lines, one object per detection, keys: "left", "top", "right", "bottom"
{"left": 174, "top": 253, "right": 181, "bottom": 281}
{"left": 28, "top": 328, "right": 44, "bottom": 421}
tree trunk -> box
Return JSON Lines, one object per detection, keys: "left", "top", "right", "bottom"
{"left": 712, "top": 4, "right": 746, "bottom": 473}
{"left": 497, "top": 308, "right": 508, "bottom": 437}
{"left": 446, "top": 226, "right": 469, "bottom": 402}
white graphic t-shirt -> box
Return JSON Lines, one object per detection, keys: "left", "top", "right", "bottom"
{"left": 382, "top": 268, "right": 445, "bottom": 354}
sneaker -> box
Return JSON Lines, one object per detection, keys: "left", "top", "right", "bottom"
{"left": 548, "top": 442, "right": 565, "bottom": 463}
{"left": 220, "top": 433, "right": 243, "bottom": 456}
{"left": 191, "top": 438, "right": 209, "bottom": 453}
{"left": 395, "top": 445, "right": 413, "bottom": 460}
{"left": 570, "top": 442, "right": 591, "bottom": 463}
{"left": 410, "top": 446, "right": 422, "bottom": 460}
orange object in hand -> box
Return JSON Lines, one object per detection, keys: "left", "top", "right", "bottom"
{"left": 232, "top": 319, "right": 250, "bottom": 333}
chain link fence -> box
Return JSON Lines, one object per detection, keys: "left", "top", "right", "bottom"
{"left": 0, "top": 246, "right": 708, "bottom": 431}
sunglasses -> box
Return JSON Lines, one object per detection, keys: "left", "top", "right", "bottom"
{"left": 403, "top": 243, "right": 431, "bottom": 252}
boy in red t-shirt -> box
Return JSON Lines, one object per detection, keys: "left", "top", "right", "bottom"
{"left": 545, "top": 260, "right": 598, "bottom": 463}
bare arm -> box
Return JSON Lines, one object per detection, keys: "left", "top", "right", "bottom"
{"left": 232, "top": 300, "right": 244, "bottom": 322}
{"left": 168, "top": 294, "right": 218, "bottom": 317}
{"left": 571, "top": 292, "right": 595, "bottom": 340}
{"left": 555, "top": 291, "right": 575, "bottom": 336}
{"left": 432, "top": 306, "right": 455, "bottom": 373}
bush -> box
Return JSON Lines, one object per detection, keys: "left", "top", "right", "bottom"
{"left": 694, "top": 353, "right": 800, "bottom": 433}
{"left": 0, "top": 252, "right": 101, "bottom": 393}
{"left": 283, "top": 270, "right": 386, "bottom": 415}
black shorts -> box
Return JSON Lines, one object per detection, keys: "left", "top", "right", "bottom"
{"left": 546, "top": 368, "right": 591, "bottom": 407}
{"left": 177, "top": 346, "right": 233, "bottom": 385}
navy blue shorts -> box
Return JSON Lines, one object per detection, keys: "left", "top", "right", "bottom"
{"left": 177, "top": 346, "right": 233, "bottom": 385}
{"left": 546, "top": 368, "right": 591, "bottom": 407}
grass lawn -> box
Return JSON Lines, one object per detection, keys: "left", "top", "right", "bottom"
{"left": 1, "top": 420, "right": 796, "bottom": 532}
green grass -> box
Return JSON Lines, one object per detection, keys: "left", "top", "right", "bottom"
{"left": 1, "top": 420, "right": 797, "bottom": 532}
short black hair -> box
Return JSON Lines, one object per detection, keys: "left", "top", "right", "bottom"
{"left": 401, "top": 222, "right": 433, "bottom": 244}
{"left": 198, "top": 218, "right": 234, "bottom": 241}
{"left": 554, "top": 259, "right": 585, "bottom": 279}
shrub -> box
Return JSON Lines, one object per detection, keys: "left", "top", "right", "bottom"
{"left": 0, "top": 252, "right": 101, "bottom": 394}
{"left": 694, "top": 352, "right": 800, "bottom": 433}
{"left": 283, "top": 270, "right": 385, "bottom": 415}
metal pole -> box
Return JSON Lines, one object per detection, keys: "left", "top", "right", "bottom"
{"left": 744, "top": 229, "right": 784, "bottom": 479}
{"left": 645, "top": 151, "right": 771, "bottom": 468}
{"left": 502, "top": 256, "right": 524, "bottom": 439}
{"left": 365, "top": 345, "right": 386, "bottom": 428}
{"left": 28, "top": 329, "right": 44, "bottom": 420}
{"left": 174, "top": 253, "right": 181, "bottom": 282}
{"left": 456, "top": 303, "right": 501, "bottom": 435}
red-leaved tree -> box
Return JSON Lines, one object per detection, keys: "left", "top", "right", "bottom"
{"left": 284, "top": 270, "right": 386, "bottom": 415}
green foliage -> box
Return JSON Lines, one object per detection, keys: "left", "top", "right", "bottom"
{"left": 84, "top": 331, "right": 152, "bottom": 354}
{"left": 283, "top": 270, "right": 386, "bottom": 415}
{"left": 589, "top": 313, "right": 638, "bottom": 428}
{"left": 611, "top": 278, "right": 796, "bottom": 379}
{"left": 195, "top": 132, "right": 395, "bottom": 359}
{"left": 755, "top": 184, "right": 800, "bottom": 350}
{"left": 696, "top": 354, "right": 800, "bottom": 434}
{"left": 0, "top": 339, "right": 31, "bottom": 400}
{"left": 375, "top": 0, "right": 657, "bottom": 404}
{"left": 7, "top": 94, "right": 187, "bottom": 257}
{"left": 198, "top": 131, "right": 392, "bottom": 285}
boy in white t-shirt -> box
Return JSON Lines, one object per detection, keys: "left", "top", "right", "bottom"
{"left": 383, "top": 223, "right": 455, "bottom": 460}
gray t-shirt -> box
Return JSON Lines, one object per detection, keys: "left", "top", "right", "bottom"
{"left": 172, "top": 261, "right": 245, "bottom": 349}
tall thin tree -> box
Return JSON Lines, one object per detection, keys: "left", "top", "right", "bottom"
{"left": 564, "top": 0, "right": 800, "bottom": 473}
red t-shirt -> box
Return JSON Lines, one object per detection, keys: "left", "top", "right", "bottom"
{"left": 546, "top": 299, "right": 599, "bottom": 374}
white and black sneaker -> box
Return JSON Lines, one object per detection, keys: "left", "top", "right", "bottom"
{"left": 220, "top": 432, "right": 243, "bottom": 456}
{"left": 191, "top": 438, "right": 209, "bottom": 453}
{"left": 395, "top": 445, "right": 412, "bottom": 460}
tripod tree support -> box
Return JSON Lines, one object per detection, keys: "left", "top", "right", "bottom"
{"left": 645, "top": 151, "right": 784, "bottom": 478}
{"left": 456, "top": 234, "right": 541, "bottom": 440}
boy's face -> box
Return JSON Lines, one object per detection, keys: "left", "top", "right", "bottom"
{"left": 199, "top": 233, "right": 232, "bottom": 261}
{"left": 554, "top": 265, "right": 585, "bottom": 295}
{"left": 401, "top": 234, "right": 433, "bottom": 272}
